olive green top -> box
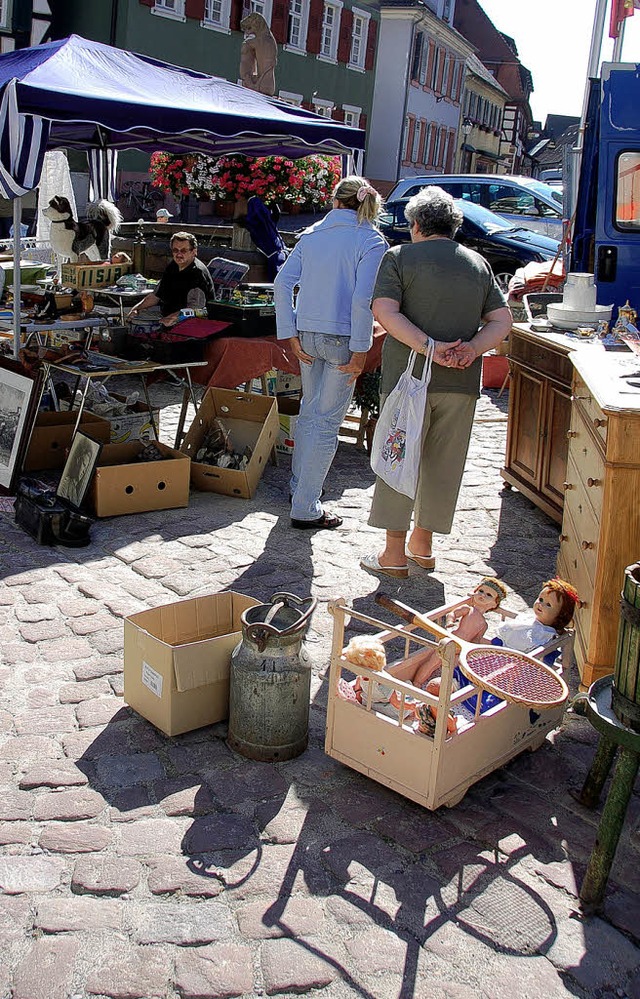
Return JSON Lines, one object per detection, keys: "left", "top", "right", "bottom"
{"left": 373, "top": 238, "right": 507, "bottom": 396}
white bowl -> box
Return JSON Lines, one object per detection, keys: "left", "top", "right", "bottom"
{"left": 547, "top": 302, "right": 613, "bottom": 330}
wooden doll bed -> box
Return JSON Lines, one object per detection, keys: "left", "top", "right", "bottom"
{"left": 324, "top": 597, "right": 573, "bottom": 810}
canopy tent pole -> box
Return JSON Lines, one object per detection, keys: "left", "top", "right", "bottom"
{"left": 12, "top": 194, "right": 21, "bottom": 360}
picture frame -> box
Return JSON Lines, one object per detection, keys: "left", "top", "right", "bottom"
{"left": 0, "top": 360, "right": 40, "bottom": 494}
{"left": 56, "top": 431, "right": 103, "bottom": 510}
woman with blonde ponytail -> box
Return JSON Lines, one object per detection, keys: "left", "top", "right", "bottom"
{"left": 274, "top": 175, "right": 387, "bottom": 530}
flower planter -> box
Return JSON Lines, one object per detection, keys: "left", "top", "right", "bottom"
{"left": 215, "top": 199, "right": 236, "bottom": 219}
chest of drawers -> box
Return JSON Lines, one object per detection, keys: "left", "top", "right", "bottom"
{"left": 557, "top": 365, "right": 640, "bottom": 688}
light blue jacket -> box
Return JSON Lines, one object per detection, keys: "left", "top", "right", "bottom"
{"left": 274, "top": 209, "right": 388, "bottom": 353}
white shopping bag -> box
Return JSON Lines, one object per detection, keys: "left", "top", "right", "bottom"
{"left": 370, "top": 342, "right": 434, "bottom": 499}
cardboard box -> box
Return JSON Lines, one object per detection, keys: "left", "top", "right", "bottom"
{"left": 124, "top": 591, "right": 260, "bottom": 736}
{"left": 251, "top": 367, "right": 278, "bottom": 396}
{"left": 24, "top": 411, "right": 111, "bottom": 471}
{"left": 181, "top": 388, "right": 278, "bottom": 499}
{"left": 92, "top": 441, "right": 190, "bottom": 517}
{"left": 88, "top": 393, "right": 161, "bottom": 444}
{"left": 276, "top": 371, "right": 302, "bottom": 397}
{"left": 61, "top": 262, "right": 132, "bottom": 289}
{"left": 276, "top": 396, "right": 300, "bottom": 455}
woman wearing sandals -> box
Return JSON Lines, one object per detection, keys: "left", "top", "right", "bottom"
{"left": 361, "top": 186, "right": 512, "bottom": 578}
{"left": 274, "top": 176, "right": 388, "bottom": 530}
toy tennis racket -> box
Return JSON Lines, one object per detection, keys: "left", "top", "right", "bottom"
{"left": 375, "top": 594, "right": 568, "bottom": 709}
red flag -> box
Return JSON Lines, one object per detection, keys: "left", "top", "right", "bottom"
{"left": 610, "top": 0, "right": 639, "bottom": 38}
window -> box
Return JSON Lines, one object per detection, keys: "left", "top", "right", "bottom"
{"left": 152, "top": 0, "right": 186, "bottom": 21}
{"left": 203, "top": 0, "right": 231, "bottom": 29}
{"left": 412, "top": 120, "right": 422, "bottom": 163}
{"left": 249, "top": 0, "right": 273, "bottom": 20}
{"left": 451, "top": 61, "right": 460, "bottom": 102}
{"left": 320, "top": 2, "right": 342, "bottom": 60}
{"left": 349, "top": 7, "right": 370, "bottom": 69}
{"left": 0, "top": 0, "right": 7, "bottom": 30}
{"left": 441, "top": 53, "right": 450, "bottom": 96}
{"left": 342, "top": 104, "right": 361, "bottom": 128}
{"left": 279, "top": 90, "right": 303, "bottom": 105}
{"left": 616, "top": 151, "right": 640, "bottom": 230}
{"left": 313, "top": 98, "right": 334, "bottom": 117}
{"left": 287, "top": 0, "right": 309, "bottom": 51}
{"left": 430, "top": 48, "right": 440, "bottom": 91}
{"left": 411, "top": 31, "right": 424, "bottom": 82}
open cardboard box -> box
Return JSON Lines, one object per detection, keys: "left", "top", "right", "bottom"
{"left": 61, "top": 262, "right": 131, "bottom": 289}
{"left": 87, "top": 393, "right": 161, "bottom": 444}
{"left": 92, "top": 440, "right": 190, "bottom": 517}
{"left": 181, "top": 388, "right": 278, "bottom": 499}
{"left": 124, "top": 591, "right": 260, "bottom": 736}
{"left": 276, "top": 396, "right": 299, "bottom": 455}
{"left": 24, "top": 411, "right": 111, "bottom": 471}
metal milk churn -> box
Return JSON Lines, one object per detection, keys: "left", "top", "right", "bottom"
{"left": 227, "top": 592, "right": 317, "bottom": 762}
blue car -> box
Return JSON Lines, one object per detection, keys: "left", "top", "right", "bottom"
{"left": 378, "top": 198, "right": 560, "bottom": 294}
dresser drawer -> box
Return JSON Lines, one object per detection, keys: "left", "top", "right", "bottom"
{"left": 566, "top": 422, "right": 605, "bottom": 521}
{"left": 562, "top": 456, "right": 599, "bottom": 582}
{"left": 557, "top": 508, "right": 595, "bottom": 642}
{"left": 572, "top": 374, "right": 608, "bottom": 450}
{"left": 510, "top": 333, "right": 572, "bottom": 385}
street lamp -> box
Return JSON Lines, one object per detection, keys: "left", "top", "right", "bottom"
{"left": 460, "top": 117, "right": 473, "bottom": 170}
{"left": 461, "top": 117, "right": 473, "bottom": 137}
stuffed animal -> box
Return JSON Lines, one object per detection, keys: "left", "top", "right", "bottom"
{"left": 43, "top": 196, "right": 122, "bottom": 263}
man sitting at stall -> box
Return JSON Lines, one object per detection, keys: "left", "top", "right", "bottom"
{"left": 127, "top": 231, "right": 214, "bottom": 328}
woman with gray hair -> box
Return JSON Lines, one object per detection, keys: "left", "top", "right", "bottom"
{"left": 361, "top": 185, "right": 512, "bottom": 578}
{"left": 275, "top": 175, "right": 388, "bottom": 530}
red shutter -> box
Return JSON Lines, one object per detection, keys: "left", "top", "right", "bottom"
{"left": 185, "top": 0, "right": 205, "bottom": 18}
{"left": 333, "top": 107, "right": 345, "bottom": 122}
{"left": 418, "top": 121, "right": 427, "bottom": 164}
{"left": 425, "top": 41, "right": 435, "bottom": 89}
{"left": 446, "top": 59, "right": 454, "bottom": 98}
{"left": 230, "top": 0, "right": 243, "bottom": 32}
{"left": 139, "top": 0, "right": 154, "bottom": 7}
{"left": 307, "top": 0, "right": 324, "bottom": 55}
{"left": 270, "top": 0, "right": 288, "bottom": 44}
{"left": 427, "top": 125, "right": 436, "bottom": 166}
{"left": 359, "top": 111, "right": 367, "bottom": 131}
{"left": 365, "top": 18, "right": 377, "bottom": 71}
{"left": 337, "top": 8, "right": 353, "bottom": 63}
{"left": 436, "top": 51, "right": 445, "bottom": 94}
{"left": 405, "top": 117, "right": 415, "bottom": 161}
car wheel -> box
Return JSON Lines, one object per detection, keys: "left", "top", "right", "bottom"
{"left": 492, "top": 266, "right": 516, "bottom": 295}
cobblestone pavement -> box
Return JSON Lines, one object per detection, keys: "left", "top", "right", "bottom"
{"left": 1, "top": 382, "right": 639, "bottom": 999}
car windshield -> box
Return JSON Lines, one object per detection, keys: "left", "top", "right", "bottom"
{"left": 517, "top": 176, "right": 563, "bottom": 205}
{"left": 456, "top": 199, "right": 514, "bottom": 234}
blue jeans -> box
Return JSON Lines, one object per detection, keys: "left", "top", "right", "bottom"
{"left": 290, "top": 331, "right": 354, "bottom": 521}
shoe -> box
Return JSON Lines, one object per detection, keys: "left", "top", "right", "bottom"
{"left": 291, "top": 509, "right": 343, "bottom": 530}
{"left": 406, "top": 548, "right": 436, "bottom": 570}
{"left": 360, "top": 552, "right": 409, "bottom": 579}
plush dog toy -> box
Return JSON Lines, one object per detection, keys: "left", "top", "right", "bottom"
{"left": 43, "top": 196, "right": 122, "bottom": 263}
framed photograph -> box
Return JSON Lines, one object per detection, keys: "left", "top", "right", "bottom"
{"left": 57, "top": 431, "right": 103, "bottom": 510}
{"left": 0, "top": 361, "right": 39, "bottom": 493}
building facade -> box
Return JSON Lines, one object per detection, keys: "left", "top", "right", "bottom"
{"left": 457, "top": 51, "right": 508, "bottom": 173}
{"left": 367, "top": 0, "right": 474, "bottom": 193}
{"left": 0, "top": 0, "right": 51, "bottom": 53}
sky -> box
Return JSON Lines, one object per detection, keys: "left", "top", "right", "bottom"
{"left": 476, "top": 0, "right": 640, "bottom": 125}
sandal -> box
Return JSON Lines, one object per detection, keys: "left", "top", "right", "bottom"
{"left": 291, "top": 509, "right": 343, "bottom": 530}
{"left": 406, "top": 548, "right": 436, "bottom": 570}
{"left": 360, "top": 552, "right": 409, "bottom": 579}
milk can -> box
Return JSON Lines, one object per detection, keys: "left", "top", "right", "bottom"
{"left": 227, "top": 592, "right": 316, "bottom": 762}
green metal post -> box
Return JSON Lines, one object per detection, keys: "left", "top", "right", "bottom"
{"left": 576, "top": 735, "right": 618, "bottom": 808}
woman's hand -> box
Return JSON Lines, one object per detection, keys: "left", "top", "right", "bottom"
{"left": 287, "top": 335, "right": 314, "bottom": 366}
{"left": 338, "top": 351, "right": 367, "bottom": 384}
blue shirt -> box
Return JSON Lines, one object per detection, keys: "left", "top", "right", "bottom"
{"left": 274, "top": 208, "right": 388, "bottom": 353}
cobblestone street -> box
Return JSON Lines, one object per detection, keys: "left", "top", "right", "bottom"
{"left": 0, "top": 382, "right": 639, "bottom": 999}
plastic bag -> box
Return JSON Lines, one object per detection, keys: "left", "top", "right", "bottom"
{"left": 370, "top": 342, "right": 434, "bottom": 499}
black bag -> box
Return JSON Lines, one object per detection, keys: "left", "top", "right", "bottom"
{"left": 15, "top": 479, "right": 93, "bottom": 547}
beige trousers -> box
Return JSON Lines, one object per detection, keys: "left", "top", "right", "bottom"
{"left": 368, "top": 391, "right": 477, "bottom": 535}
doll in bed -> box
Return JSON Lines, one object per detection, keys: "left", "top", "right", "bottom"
{"left": 494, "top": 577, "right": 579, "bottom": 653}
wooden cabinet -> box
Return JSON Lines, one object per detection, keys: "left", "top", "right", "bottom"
{"left": 501, "top": 327, "right": 573, "bottom": 523}
{"left": 557, "top": 360, "right": 640, "bottom": 688}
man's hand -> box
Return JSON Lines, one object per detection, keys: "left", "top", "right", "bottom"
{"left": 286, "top": 336, "right": 314, "bottom": 365}
{"left": 448, "top": 342, "right": 478, "bottom": 369}
{"left": 338, "top": 351, "right": 367, "bottom": 384}
{"left": 432, "top": 339, "right": 462, "bottom": 366}
{"left": 160, "top": 312, "right": 180, "bottom": 328}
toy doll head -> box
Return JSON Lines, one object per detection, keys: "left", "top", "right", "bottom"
{"left": 534, "top": 578, "right": 580, "bottom": 631}
{"left": 471, "top": 576, "right": 508, "bottom": 613}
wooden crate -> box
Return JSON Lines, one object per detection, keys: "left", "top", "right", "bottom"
{"left": 325, "top": 599, "right": 572, "bottom": 810}
{"left": 61, "top": 262, "right": 131, "bottom": 289}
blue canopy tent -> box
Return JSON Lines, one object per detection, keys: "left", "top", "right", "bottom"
{"left": 0, "top": 33, "right": 366, "bottom": 353}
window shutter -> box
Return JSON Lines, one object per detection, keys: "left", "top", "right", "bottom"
{"left": 307, "top": 0, "right": 324, "bottom": 55}
{"left": 186, "top": 0, "right": 205, "bottom": 17}
{"left": 333, "top": 107, "right": 345, "bottom": 122}
{"left": 436, "top": 52, "right": 445, "bottom": 94}
{"left": 230, "top": 0, "right": 243, "bottom": 31}
{"left": 270, "top": 0, "right": 288, "bottom": 43}
{"left": 425, "top": 41, "right": 435, "bottom": 89}
{"left": 359, "top": 111, "right": 367, "bottom": 130}
{"left": 139, "top": 0, "right": 154, "bottom": 7}
{"left": 365, "top": 18, "right": 377, "bottom": 70}
{"left": 337, "top": 8, "right": 353, "bottom": 63}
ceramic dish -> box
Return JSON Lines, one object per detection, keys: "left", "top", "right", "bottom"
{"left": 546, "top": 302, "right": 613, "bottom": 329}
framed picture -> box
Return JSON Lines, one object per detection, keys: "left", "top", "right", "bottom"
{"left": 0, "top": 361, "right": 39, "bottom": 493}
{"left": 57, "top": 431, "right": 103, "bottom": 510}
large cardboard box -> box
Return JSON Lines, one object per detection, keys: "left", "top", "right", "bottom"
{"left": 92, "top": 441, "right": 190, "bottom": 517}
{"left": 24, "top": 411, "right": 111, "bottom": 471}
{"left": 88, "top": 393, "right": 161, "bottom": 445}
{"left": 61, "top": 262, "right": 132, "bottom": 289}
{"left": 124, "top": 591, "right": 260, "bottom": 736}
{"left": 276, "top": 396, "right": 300, "bottom": 455}
{"left": 181, "top": 388, "right": 278, "bottom": 499}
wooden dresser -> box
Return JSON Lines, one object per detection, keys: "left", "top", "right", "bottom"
{"left": 501, "top": 325, "right": 574, "bottom": 523}
{"left": 556, "top": 350, "right": 640, "bottom": 688}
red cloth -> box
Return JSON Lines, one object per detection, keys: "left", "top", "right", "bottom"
{"left": 195, "top": 330, "right": 386, "bottom": 388}
{"left": 166, "top": 317, "right": 232, "bottom": 340}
